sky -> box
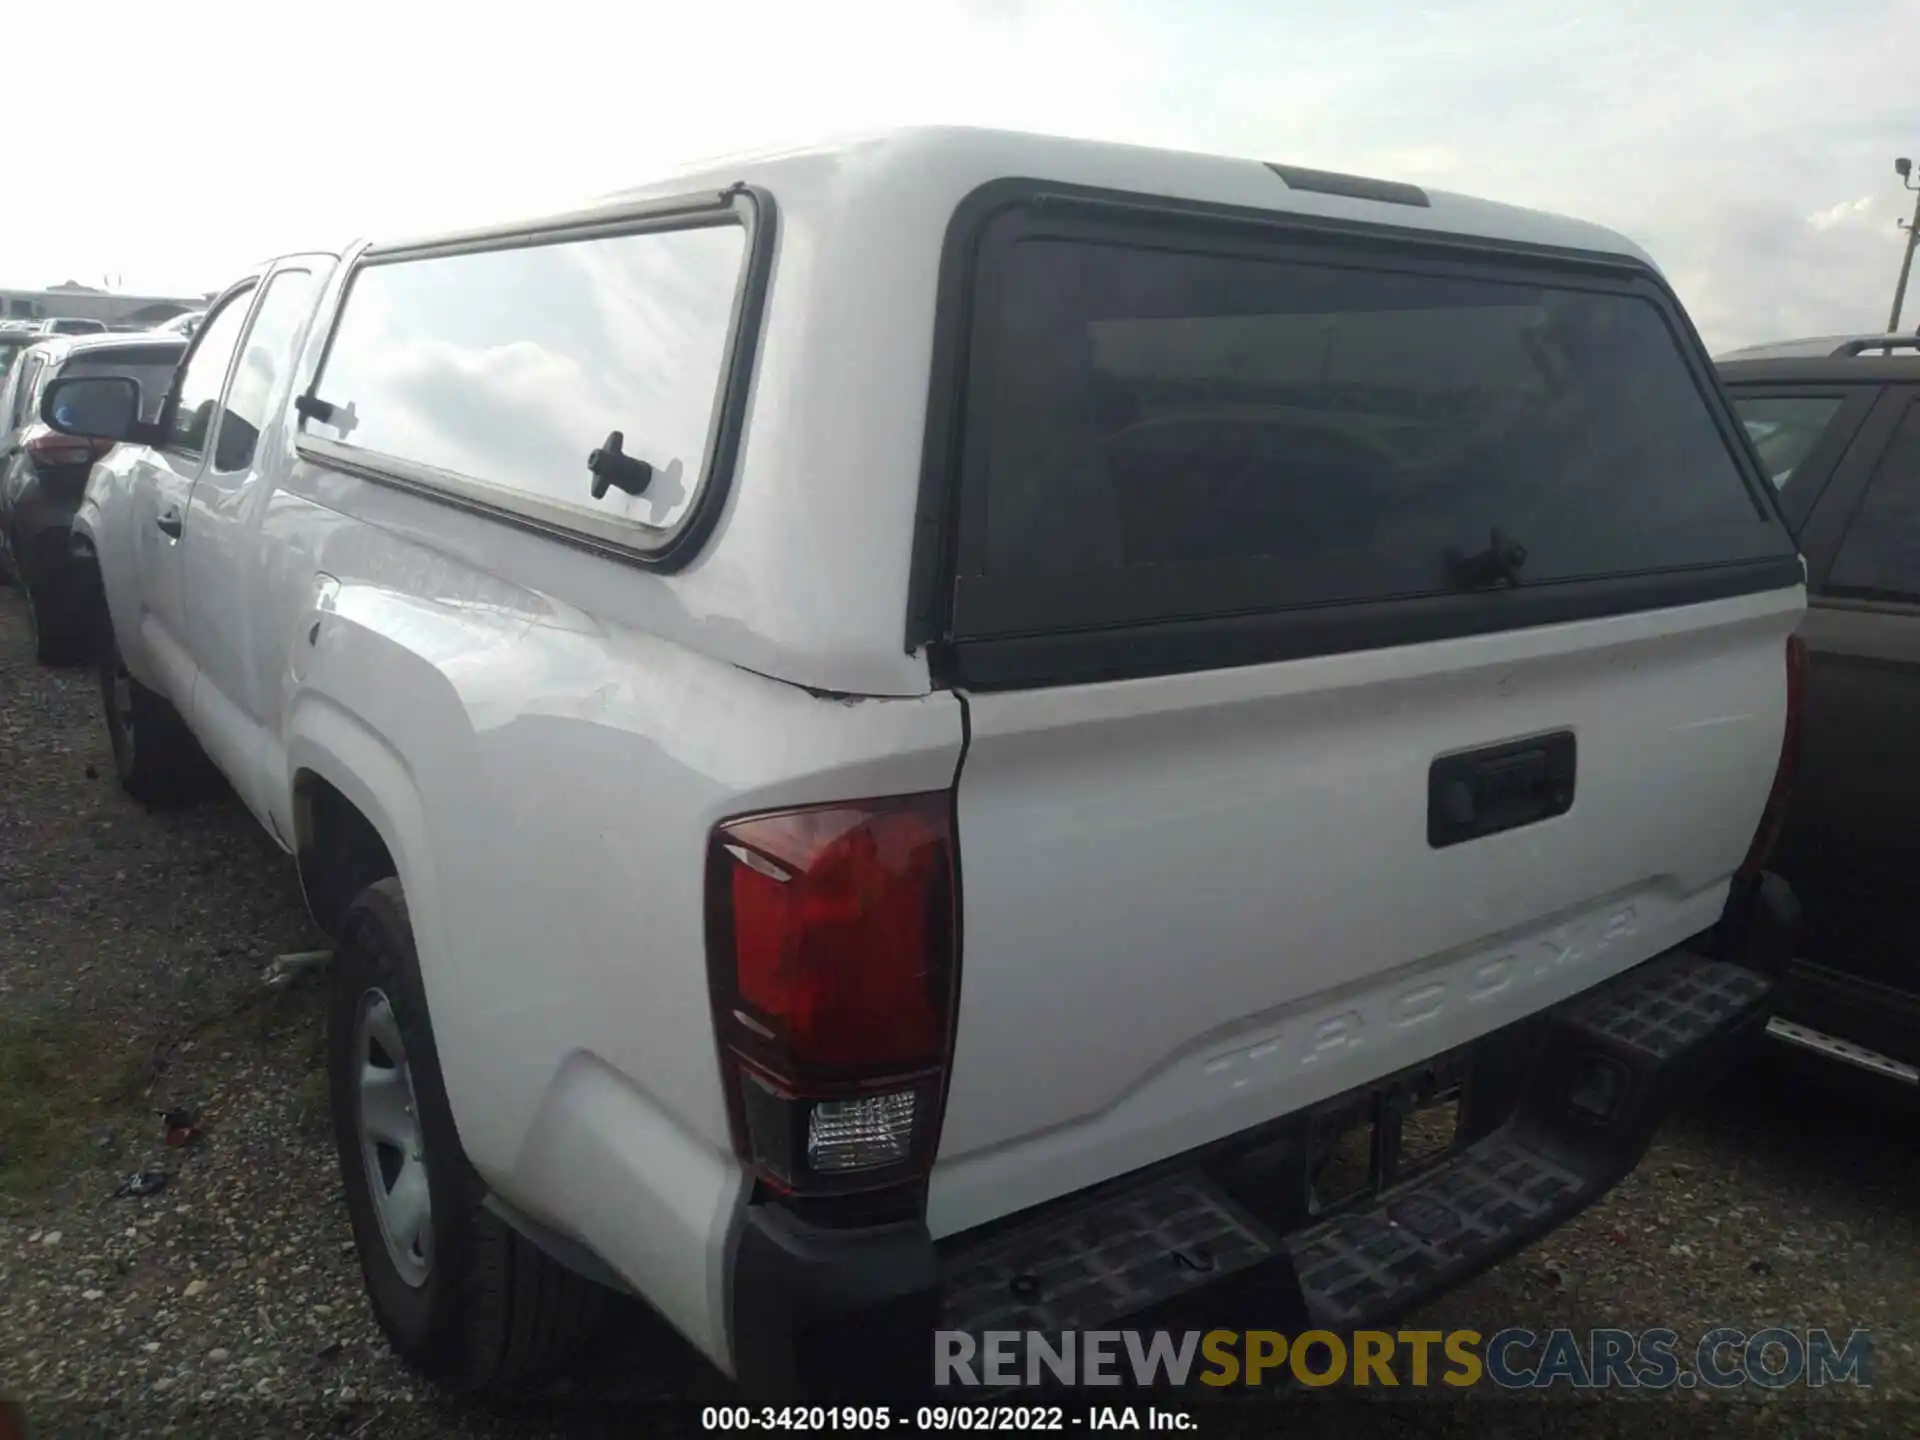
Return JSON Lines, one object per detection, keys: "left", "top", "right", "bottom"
{"left": 5, "top": 0, "right": 1916, "bottom": 354}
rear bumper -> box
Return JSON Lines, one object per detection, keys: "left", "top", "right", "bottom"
{"left": 729, "top": 1205, "right": 943, "bottom": 1399}
{"left": 724, "top": 874, "right": 1795, "bottom": 1399}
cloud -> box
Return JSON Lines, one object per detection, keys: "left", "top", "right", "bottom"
{"left": 1372, "top": 147, "right": 1469, "bottom": 180}
{"left": 3, "top": 0, "right": 1916, "bottom": 353}
{"left": 1808, "top": 196, "right": 1879, "bottom": 232}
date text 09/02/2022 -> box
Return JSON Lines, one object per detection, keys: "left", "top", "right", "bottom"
{"left": 701, "top": 1406, "right": 1192, "bottom": 1431}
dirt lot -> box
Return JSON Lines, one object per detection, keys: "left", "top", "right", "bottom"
{"left": 2, "top": 585, "right": 1917, "bottom": 1439}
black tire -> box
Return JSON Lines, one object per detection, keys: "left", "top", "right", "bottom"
{"left": 23, "top": 565, "right": 94, "bottom": 666}
{"left": 328, "top": 877, "right": 603, "bottom": 1392}
{"left": 98, "top": 632, "right": 214, "bottom": 804}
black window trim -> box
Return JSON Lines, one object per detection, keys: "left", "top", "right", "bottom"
{"left": 206, "top": 260, "right": 325, "bottom": 476}
{"left": 1818, "top": 389, "right": 1920, "bottom": 605}
{"left": 905, "top": 178, "right": 1801, "bottom": 690}
{"left": 1792, "top": 387, "right": 1918, "bottom": 595}
{"left": 1722, "top": 381, "right": 1882, "bottom": 534}
{"left": 159, "top": 276, "right": 265, "bottom": 461}
{"left": 291, "top": 184, "right": 778, "bottom": 574}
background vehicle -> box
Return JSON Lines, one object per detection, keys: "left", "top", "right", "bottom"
{"left": 43, "top": 128, "right": 1800, "bottom": 1400}
{"left": 0, "top": 331, "right": 35, "bottom": 388}
{"left": 1719, "top": 333, "right": 1920, "bottom": 1084}
{"left": 154, "top": 310, "right": 204, "bottom": 338}
{"left": 32, "top": 317, "right": 110, "bottom": 336}
{"left": 0, "top": 340, "right": 45, "bottom": 580}
{"left": 0, "top": 333, "right": 183, "bottom": 659}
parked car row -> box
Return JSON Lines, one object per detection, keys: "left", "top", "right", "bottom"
{"left": 0, "top": 127, "right": 1900, "bottom": 1405}
{"left": 2, "top": 311, "right": 203, "bottom": 342}
{"left": 0, "top": 315, "right": 108, "bottom": 336}
{"left": 153, "top": 309, "right": 205, "bottom": 338}
{"left": 0, "top": 332, "right": 186, "bottom": 657}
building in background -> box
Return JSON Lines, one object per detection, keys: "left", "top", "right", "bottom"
{"left": 0, "top": 282, "right": 213, "bottom": 327}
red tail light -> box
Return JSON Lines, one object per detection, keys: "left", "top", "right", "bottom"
{"left": 25, "top": 430, "right": 113, "bottom": 468}
{"left": 706, "top": 793, "right": 958, "bottom": 1195}
{"left": 1738, "top": 633, "right": 1807, "bottom": 878}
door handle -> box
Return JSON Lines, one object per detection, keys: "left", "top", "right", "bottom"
{"left": 156, "top": 508, "right": 183, "bottom": 539}
{"left": 1428, "top": 731, "right": 1578, "bottom": 848}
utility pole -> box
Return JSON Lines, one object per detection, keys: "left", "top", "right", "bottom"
{"left": 1889, "top": 157, "right": 1920, "bottom": 333}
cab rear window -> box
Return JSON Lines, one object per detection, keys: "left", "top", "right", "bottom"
{"left": 943, "top": 213, "right": 1796, "bottom": 648}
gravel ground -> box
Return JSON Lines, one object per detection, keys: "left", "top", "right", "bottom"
{"left": 1, "top": 584, "right": 1916, "bottom": 1439}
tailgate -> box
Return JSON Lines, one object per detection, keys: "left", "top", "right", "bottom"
{"left": 931, "top": 588, "right": 1799, "bottom": 1232}
{"left": 912, "top": 194, "right": 1805, "bottom": 1236}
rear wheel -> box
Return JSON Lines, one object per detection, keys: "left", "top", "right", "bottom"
{"left": 328, "top": 877, "right": 603, "bottom": 1391}
{"left": 98, "top": 633, "right": 212, "bottom": 803}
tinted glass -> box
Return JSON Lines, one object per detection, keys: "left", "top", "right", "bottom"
{"left": 970, "top": 238, "right": 1783, "bottom": 618}
{"left": 167, "top": 288, "right": 256, "bottom": 455}
{"left": 308, "top": 222, "right": 745, "bottom": 532}
{"left": 1827, "top": 404, "right": 1920, "bottom": 602}
{"left": 215, "top": 268, "right": 320, "bottom": 472}
{"left": 1729, "top": 394, "right": 1848, "bottom": 489}
{"left": 62, "top": 349, "right": 183, "bottom": 424}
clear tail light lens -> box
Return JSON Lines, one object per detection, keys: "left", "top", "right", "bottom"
{"left": 706, "top": 793, "right": 958, "bottom": 1195}
{"left": 807, "top": 1091, "right": 919, "bottom": 1173}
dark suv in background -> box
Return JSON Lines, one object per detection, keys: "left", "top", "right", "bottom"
{"left": 1718, "top": 333, "right": 1920, "bottom": 1086}
{"left": 0, "top": 333, "right": 184, "bottom": 661}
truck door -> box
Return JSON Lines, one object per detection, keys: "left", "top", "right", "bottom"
{"left": 126, "top": 283, "right": 258, "bottom": 700}
{"left": 179, "top": 262, "right": 328, "bottom": 829}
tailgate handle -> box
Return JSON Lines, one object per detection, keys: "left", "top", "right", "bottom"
{"left": 1428, "top": 731, "right": 1576, "bottom": 848}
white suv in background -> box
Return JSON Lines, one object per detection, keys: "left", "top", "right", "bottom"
{"left": 42, "top": 127, "right": 1802, "bottom": 1398}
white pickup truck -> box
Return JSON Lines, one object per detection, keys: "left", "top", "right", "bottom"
{"left": 43, "top": 127, "right": 1802, "bottom": 1399}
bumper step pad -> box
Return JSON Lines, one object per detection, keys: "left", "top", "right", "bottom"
{"left": 1286, "top": 1132, "right": 1584, "bottom": 1327}
{"left": 1291, "top": 950, "right": 1770, "bottom": 1327}
{"left": 941, "top": 1174, "right": 1279, "bottom": 1335}
{"left": 1560, "top": 952, "right": 1773, "bottom": 1060}
{"left": 939, "top": 949, "right": 1773, "bottom": 1350}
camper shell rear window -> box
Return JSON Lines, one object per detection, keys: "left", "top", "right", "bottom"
{"left": 916, "top": 190, "right": 1800, "bottom": 688}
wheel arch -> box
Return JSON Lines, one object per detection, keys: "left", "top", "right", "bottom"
{"left": 71, "top": 486, "right": 154, "bottom": 686}
{"left": 285, "top": 699, "right": 462, "bottom": 1062}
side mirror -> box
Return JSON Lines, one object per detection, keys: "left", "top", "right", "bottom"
{"left": 39, "top": 374, "right": 159, "bottom": 445}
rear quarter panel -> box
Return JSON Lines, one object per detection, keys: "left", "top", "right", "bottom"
{"left": 256, "top": 451, "right": 965, "bottom": 1361}
{"left": 75, "top": 446, "right": 162, "bottom": 689}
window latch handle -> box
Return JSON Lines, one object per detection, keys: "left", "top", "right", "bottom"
{"left": 588, "top": 430, "right": 653, "bottom": 500}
